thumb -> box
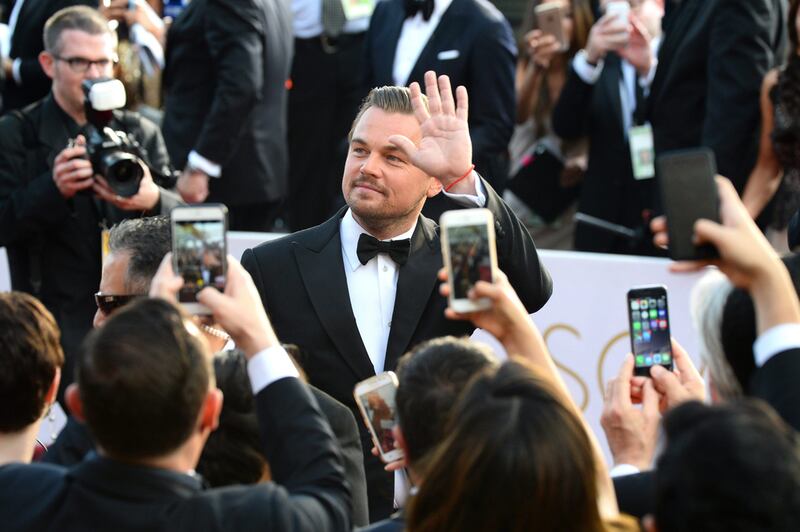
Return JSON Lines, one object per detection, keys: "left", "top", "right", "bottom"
{"left": 196, "top": 286, "right": 226, "bottom": 311}
{"left": 693, "top": 218, "right": 727, "bottom": 247}
{"left": 649, "top": 365, "right": 683, "bottom": 401}
{"left": 388, "top": 134, "right": 418, "bottom": 162}
{"left": 641, "top": 378, "right": 659, "bottom": 417}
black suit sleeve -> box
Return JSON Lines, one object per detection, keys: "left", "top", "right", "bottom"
{"left": 703, "top": 0, "right": 777, "bottom": 192}
{"left": 467, "top": 17, "right": 516, "bottom": 159}
{"left": 242, "top": 247, "right": 271, "bottom": 312}
{"left": 482, "top": 177, "right": 553, "bottom": 312}
{"left": 612, "top": 471, "right": 655, "bottom": 518}
{"left": 192, "top": 0, "right": 264, "bottom": 167}
{"left": 253, "top": 377, "right": 350, "bottom": 531}
{"left": 0, "top": 114, "right": 71, "bottom": 246}
{"left": 749, "top": 348, "right": 800, "bottom": 432}
{"left": 551, "top": 66, "right": 593, "bottom": 140}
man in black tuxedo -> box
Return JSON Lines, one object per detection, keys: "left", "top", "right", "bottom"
{"left": 0, "top": 261, "right": 351, "bottom": 531}
{"left": 0, "top": 6, "right": 180, "bottom": 402}
{"left": 1, "top": 0, "right": 94, "bottom": 113}
{"left": 648, "top": 0, "right": 787, "bottom": 193}
{"left": 242, "top": 71, "right": 552, "bottom": 520}
{"left": 553, "top": 0, "right": 665, "bottom": 255}
{"left": 362, "top": 0, "right": 515, "bottom": 199}
{"left": 161, "top": 0, "right": 292, "bottom": 231}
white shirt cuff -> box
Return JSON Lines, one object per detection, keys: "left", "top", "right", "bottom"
{"left": 609, "top": 463, "right": 641, "bottom": 478}
{"left": 638, "top": 59, "right": 658, "bottom": 96}
{"left": 247, "top": 345, "right": 300, "bottom": 395}
{"left": 11, "top": 57, "right": 21, "bottom": 84}
{"left": 753, "top": 323, "right": 800, "bottom": 367}
{"left": 187, "top": 150, "right": 222, "bottom": 178}
{"left": 572, "top": 50, "right": 604, "bottom": 85}
{"left": 441, "top": 174, "right": 486, "bottom": 207}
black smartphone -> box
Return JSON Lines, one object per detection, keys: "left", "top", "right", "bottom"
{"left": 171, "top": 204, "right": 228, "bottom": 315}
{"left": 627, "top": 285, "right": 674, "bottom": 377}
{"left": 656, "top": 148, "right": 720, "bottom": 260}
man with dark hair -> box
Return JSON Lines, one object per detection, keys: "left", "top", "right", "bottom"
{"left": 649, "top": 400, "right": 800, "bottom": 532}
{"left": 0, "top": 6, "right": 180, "bottom": 401}
{"left": 0, "top": 261, "right": 351, "bottom": 531}
{"left": 0, "top": 292, "right": 64, "bottom": 465}
{"left": 242, "top": 72, "right": 552, "bottom": 519}
{"left": 362, "top": 336, "right": 496, "bottom": 531}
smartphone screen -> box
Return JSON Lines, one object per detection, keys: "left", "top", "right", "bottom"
{"left": 354, "top": 373, "right": 403, "bottom": 462}
{"left": 173, "top": 217, "right": 226, "bottom": 304}
{"left": 627, "top": 286, "right": 674, "bottom": 376}
{"left": 446, "top": 223, "right": 493, "bottom": 300}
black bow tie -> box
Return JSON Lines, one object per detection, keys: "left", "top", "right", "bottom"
{"left": 404, "top": 0, "right": 434, "bottom": 21}
{"left": 357, "top": 234, "right": 411, "bottom": 265}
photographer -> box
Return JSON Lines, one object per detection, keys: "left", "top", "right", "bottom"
{"left": 0, "top": 6, "right": 181, "bottom": 401}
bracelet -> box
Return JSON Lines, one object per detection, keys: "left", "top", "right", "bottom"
{"left": 444, "top": 164, "right": 475, "bottom": 192}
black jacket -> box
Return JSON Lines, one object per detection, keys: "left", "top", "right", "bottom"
{"left": 241, "top": 179, "right": 552, "bottom": 520}
{"left": 0, "top": 378, "right": 351, "bottom": 531}
{"left": 0, "top": 94, "right": 181, "bottom": 394}
{"left": 161, "top": 0, "right": 292, "bottom": 206}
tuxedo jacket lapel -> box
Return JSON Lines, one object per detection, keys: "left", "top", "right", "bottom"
{"left": 602, "top": 54, "right": 625, "bottom": 137}
{"left": 384, "top": 216, "right": 441, "bottom": 371}
{"left": 293, "top": 213, "right": 375, "bottom": 381}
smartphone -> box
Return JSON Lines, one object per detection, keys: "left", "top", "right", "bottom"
{"left": 535, "top": 2, "right": 568, "bottom": 51}
{"left": 604, "top": 0, "right": 630, "bottom": 24}
{"left": 440, "top": 208, "right": 498, "bottom": 313}
{"left": 656, "top": 148, "right": 720, "bottom": 261}
{"left": 353, "top": 372, "right": 403, "bottom": 464}
{"left": 171, "top": 204, "right": 228, "bottom": 315}
{"left": 627, "top": 285, "right": 674, "bottom": 377}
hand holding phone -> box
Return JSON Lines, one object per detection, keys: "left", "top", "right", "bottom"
{"left": 171, "top": 205, "right": 228, "bottom": 315}
{"left": 354, "top": 372, "right": 403, "bottom": 463}
{"left": 535, "top": 2, "right": 568, "bottom": 52}
{"left": 627, "top": 285, "right": 673, "bottom": 377}
{"left": 440, "top": 208, "right": 498, "bottom": 313}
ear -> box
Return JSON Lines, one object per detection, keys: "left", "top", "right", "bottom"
{"left": 642, "top": 514, "right": 658, "bottom": 532}
{"left": 426, "top": 177, "right": 443, "bottom": 198}
{"left": 65, "top": 383, "right": 86, "bottom": 422}
{"left": 199, "top": 389, "right": 223, "bottom": 432}
{"left": 39, "top": 51, "right": 56, "bottom": 79}
{"left": 44, "top": 368, "right": 61, "bottom": 407}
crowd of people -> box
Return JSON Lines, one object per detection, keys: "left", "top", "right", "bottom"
{"left": 1, "top": 0, "right": 800, "bottom": 530}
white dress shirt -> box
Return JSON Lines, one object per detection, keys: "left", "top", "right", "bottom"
{"left": 392, "top": 0, "right": 454, "bottom": 86}
{"left": 292, "top": 0, "right": 370, "bottom": 38}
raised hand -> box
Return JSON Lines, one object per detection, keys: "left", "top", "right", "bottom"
{"left": 388, "top": 71, "right": 474, "bottom": 193}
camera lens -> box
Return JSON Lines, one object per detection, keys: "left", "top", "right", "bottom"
{"left": 104, "top": 152, "right": 144, "bottom": 197}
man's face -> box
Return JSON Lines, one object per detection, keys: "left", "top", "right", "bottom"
{"left": 42, "top": 29, "right": 116, "bottom": 116}
{"left": 341, "top": 108, "right": 438, "bottom": 234}
{"left": 93, "top": 250, "right": 132, "bottom": 329}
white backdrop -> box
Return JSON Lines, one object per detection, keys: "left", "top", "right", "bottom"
{"left": 2, "top": 240, "right": 704, "bottom": 464}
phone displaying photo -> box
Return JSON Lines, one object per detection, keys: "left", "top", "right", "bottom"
{"left": 627, "top": 285, "right": 674, "bottom": 377}
{"left": 535, "top": 2, "right": 568, "bottom": 51}
{"left": 353, "top": 372, "right": 403, "bottom": 464}
{"left": 440, "top": 208, "right": 498, "bottom": 313}
{"left": 171, "top": 205, "right": 228, "bottom": 315}
{"left": 657, "top": 148, "right": 720, "bottom": 261}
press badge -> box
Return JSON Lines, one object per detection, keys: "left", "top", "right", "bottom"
{"left": 629, "top": 123, "right": 655, "bottom": 180}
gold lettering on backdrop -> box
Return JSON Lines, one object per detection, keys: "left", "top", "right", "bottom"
{"left": 543, "top": 324, "right": 590, "bottom": 411}
{"left": 597, "top": 331, "right": 630, "bottom": 393}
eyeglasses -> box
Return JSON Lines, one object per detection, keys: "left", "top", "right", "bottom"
{"left": 54, "top": 55, "right": 118, "bottom": 73}
{"left": 94, "top": 293, "right": 140, "bottom": 315}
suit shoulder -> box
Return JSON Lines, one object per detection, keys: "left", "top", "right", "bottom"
{"left": 464, "top": 0, "right": 510, "bottom": 27}
{"left": 0, "top": 462, "right": 67, "bottom": 499}
{"left": 247, "top": 218, "right": 340, "bottom": 258}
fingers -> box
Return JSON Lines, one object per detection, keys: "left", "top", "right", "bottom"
{"left": 424, "top": 71, "right": 442, "bottom": 116}
{"left": 670, "top": 338, "right": 701, "bottom": 383}
{"left": 387, "top": 134, "right": 418, "bottom": 163}
{"left": 149, "top": 253, "right": 183, "bottom": 301}
{"left": 649, "top": 364, "right": 683, "bottom": 402}
{"left": 641, "top": 378, "right": 659, "bottom": 417}
{"left": 455, "top": 85, "right": 468, "bottom": 122}
{"left": 408, "top": 81, "right": 430, "bottom": 125}
{"left": 438, "top": 75, "right": 456, "bottom": 116}
{"left": 612, "top": 354, "right": 634, "bottom": 408}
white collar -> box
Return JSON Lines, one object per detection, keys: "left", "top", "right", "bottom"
{"left": 340, "top": 209, "right": 417, "bottom": 272}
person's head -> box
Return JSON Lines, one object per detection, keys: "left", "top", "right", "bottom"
{"left": 648, "top": 400, "right": 800, "bottom": 532}
{"left": 39, "top": 6, "right": 116, "bottom": 120}
{"left": 693, "top": 254, "right": 800, "bottom": 402}
{"left": 0, "top": 293, "right": 63, "bottom": 436}
{"left": 94, "top": 216, "right": 171, "bottom": 328}
{"left": 69, "top": 298, "right": 221, "bottom": 465}
{"left": 394, "top": 337, "right": 495, "bottom": 473}
{"left": 343, "top": 86, "right": 440, "bottom": 239}
{"left": 197, "top": 350, "right": 269, "bottom": 487}
{"left": 407, "top": 361, "right": 606, "bottom": 532}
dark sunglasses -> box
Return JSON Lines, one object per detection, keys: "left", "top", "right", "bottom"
{"left": 94, "top": 293, "right": 140, "bottom": 315}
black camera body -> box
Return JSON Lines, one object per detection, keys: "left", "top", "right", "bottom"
{"left": 82, "top": 78, "right": 145, "bottom": 198}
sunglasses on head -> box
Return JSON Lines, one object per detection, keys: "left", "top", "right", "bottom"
{"left": 94, "top": 293, "right": 140, "bottom": 315}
